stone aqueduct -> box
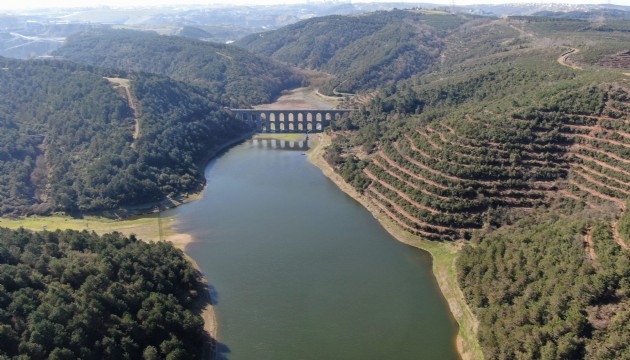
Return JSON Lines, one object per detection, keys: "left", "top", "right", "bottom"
{"left": 230, "top": 109, "right": 353, "bottom": 133}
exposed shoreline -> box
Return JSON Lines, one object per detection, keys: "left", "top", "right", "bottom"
{"left": 112, "top": 130, "right": 255, "bottom": 217}
{"left": 167, "top": 234, "right": 218, "bottom": 354}
{"left": 0, "top": 218, "right": 219, "bottom": 359}
{"left": 0, "top": 131, "right": 251, "bottom": 360}
{"left": 1, "top": 130, "right": 479, "bottom": 359}
{"left": 307, "top": 133, "right": 484, "bottom": 360}
{"left": 131, "top": 130, "right": 481, "bottom": 359}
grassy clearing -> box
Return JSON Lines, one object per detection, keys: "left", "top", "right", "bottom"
{"left": 104, "top": 77, "right": 131, "bottom": 88}
{"left": 308, "top": 133, "right": 483, "bottom": 360}
{"left": 0, "top": 214, "right": 174, "bottom": 243}
{"left": 0, "top": 213, "right": 216, "bottom": 344}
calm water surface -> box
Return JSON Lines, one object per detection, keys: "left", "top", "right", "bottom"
{"left": 163, "top": 138, "right": 458, "bottom": 360}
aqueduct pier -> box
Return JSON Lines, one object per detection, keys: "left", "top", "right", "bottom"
{"left": 230, "top": 109, "right": 353, "bottom": 133}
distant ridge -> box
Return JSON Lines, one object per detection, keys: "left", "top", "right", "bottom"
{"left": 53, "top": 29, "right": 303, "bottom": 107}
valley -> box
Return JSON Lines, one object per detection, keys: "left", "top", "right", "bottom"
{"left": 0, "top": 5, "right": 629, "bottom": 360}
{"left": 253, "top": 86, "right": 342, "bottom": 110}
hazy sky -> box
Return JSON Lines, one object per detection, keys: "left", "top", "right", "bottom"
{"left": 1, "top": 0, "right": 629, "bottom": 11}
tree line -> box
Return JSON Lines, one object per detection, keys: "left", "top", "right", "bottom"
{"left": 0, "top": 227, "right": 206, "bottom": 359}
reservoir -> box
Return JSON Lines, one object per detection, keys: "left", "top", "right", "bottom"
{"left": 163, "top": 137, "right": 459, "bottom": 360}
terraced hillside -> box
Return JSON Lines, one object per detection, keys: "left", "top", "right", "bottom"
{"left": 322, "top": 14, "right": 629, "bottom": 359}
{"left": 533, "top": 87, "right": 630, "bottom": 214}
{"left": 326, "top": 13, "right": 630, "bottom": 237}
{"left": 363, "top": 115, "right": 564, "bottom": 240}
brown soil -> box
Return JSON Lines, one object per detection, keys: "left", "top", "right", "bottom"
{"left": 559, "top": 189, "right": 591, "bottom": 205}
{"left": 568, "top": 178, "right": 627, "bottom": 209}
{"left": 416, "top": 129, "right": 443, "bottom": 150}
{"left": 401, "top": 137, "right": 505, "bottom": 186}
{"left": 441, "top": 123, "right": 509, "bottom": 155}
{"left": 367, "top": 187, "right": 448, "bottom": 237}
{"left": 104, "top": 77, "right": 141, "bottom": 145}
{"left": 572, "top": 144, "right": 630, "bottom": 166}
{"left": 378, "top": 151, "right": 449, "bottom": 190}
{"left": 566, "top": 120, "right": 630, "bottom": 141}
{"left": 394, "top": 141, "right": 458, "bottom": 182}
{"left": 569, "top": 133, "right": 630, "bottom": 149}
{"left": 368, "top": 185, "right": 462, "bottom": 233}
{"left": 583, "top": 226, "right": 599, "bottom": 266}
{"left": 572, "top": 152, "right": 630, "bottom": 178}
{"left": 372, "top": 157, "right": 421, "bottom": 190}
{"left": 363, "top": 168, "right": 439, "bottom": 214}
{"left": 427, "top": 125, "right": 511, "bottom": 165}
{"left": 557, "top": 48, "right": 583, "bottom": 70}
{"left": 575, "top": 165, "right": 630, "bottom": 193}
{"left": 352, "top": 90, "right": 378, "bottom": 105}
{"left": 564, "top": 113, "right": 628, "bottom": 123}
{"left": 373, "top": 156, "right": 450, "bottom": 199}
{"left": 366, "top": 189, "right": 422, "bottom": 235}
{"left": 406, "top": 134, "right": 440, "bottom": 159}
{"left": 254, "top": 86, "right": 342, "bottom": 110}
{"left": 599, "top": 51, "right": 630, "bottom": 69}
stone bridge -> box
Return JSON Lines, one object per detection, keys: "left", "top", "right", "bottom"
{"left": 230, "top": 109, "right": 353, "bottom": 133}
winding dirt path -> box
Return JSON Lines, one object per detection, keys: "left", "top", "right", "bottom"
{"left": 558, "top": 48, "right": 583, "bottom": 70}
{"left": 104, "top": 77, "right": 141, "bottom": 146}
{"left": 583, "top": 226, "right": 599, "bottom": 265}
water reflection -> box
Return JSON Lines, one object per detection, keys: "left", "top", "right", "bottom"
{"left": 252, "top": 138, "right": 310, "bottom": 151}
{"left": 166, "top": 140, "right": 458, "bottom": 360}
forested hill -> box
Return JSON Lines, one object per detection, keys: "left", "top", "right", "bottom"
{"left": 0, "top": 227, "right": 206, "bottom": 359}
{"left": 53, "top": 29, "right": 303, "bottom": 106}
{"left": 0, "top": 57, "right": 249, "bottom": 215}
{"left": 323, "top": 15, "right": 630, "bottom": 359}
{"left": 236, "top": 10, "right": 471, "bottom": 94}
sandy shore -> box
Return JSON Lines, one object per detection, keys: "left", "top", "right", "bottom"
{"left": 307, "top": 133, "right": 483, "bottom": 360}
{"left": 165, "top": 232, "right": 218, "bottom": 360}
{"left": 159, "top": 132, "right": 249, "bottom": 358}
{"left": 253, "top": 86, "right": 343, "bottom": 110}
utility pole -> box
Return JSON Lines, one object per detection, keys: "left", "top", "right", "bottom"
{"left": 157, "top": 210, "right": 163, "bottom": 242}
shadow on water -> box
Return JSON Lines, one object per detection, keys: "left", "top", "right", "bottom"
{"left": 214, "top": 342, "right": 231, "bottom": 360}
{"left": 252, "top": 138, "right": 310, "bottom": 151}
{"left": 193, "top": 270, "right": 231, "bottom": 360}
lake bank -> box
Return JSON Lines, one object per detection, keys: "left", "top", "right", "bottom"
{"left": 1, "top": 130, "right": 466, "bottom": 359}
{"left": 107, "top": 130, "right": 256, "bottom": 218}
{"left": 253, "top": 86, "right": 343, "bottom": 110}
{"left": 0, "top": 213, "right": 219, "bottom": 358}
{"left": 164, "top": 134, "right": 459, "bottom": 359}
{"left": 307, "top": 133, "right": 484, "bottom": 360}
